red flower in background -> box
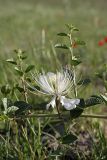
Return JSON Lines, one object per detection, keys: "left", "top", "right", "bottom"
{"left": 104, "top": 37, "right": 107, "bottom": 43}
{"left": 98, "top": 36, "right": 107, "bottom": 46}
{"left": 98, "top": 40, "right": 105, "bottom": 46}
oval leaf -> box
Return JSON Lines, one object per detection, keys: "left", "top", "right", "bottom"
{"left": 7, "top": 106, "right": 19, "bottom": 113}
{"left": 75, "top": 39, "right": 85, "bottom": 45}
{"left": 62, "top": 133, "right": 77, "bottom": 144}
{"left": 71, "top": 59, "right": 81, "bottom": 66}
{"left": 55, "top": 44, "right": 69, "bottom": 49}
{"left": 14, "top": 101, "right": 32, "bottom": 115}
{"left": 1, "top": 85, "right": 11, "bottom": 95}
{"left": 85, "top": 95, "right": 103, "bottom": 108}
{"left": 6, "top": 58, "right": 17, "bottom": 65}
{"left": 14, "top": 67, "right": 23, "bottom": 76}
{"left": 77, "top": 78, "right": 91, "bottom": 85}
{"left": 25, "top": 65, "right": 35, "bottom": 73}
{"left": 57, "top": 32, "right": 68, "bottom": 37}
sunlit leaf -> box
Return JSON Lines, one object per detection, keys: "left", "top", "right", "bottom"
{"left": 2, "top": 98, "right": 8, "bottom": 112}
{"left": 66, "top": 24, "right": 79, "bottom": 32}
{"left": 50, "top": 150, "right": 63, "bottom": 157}
{"left": 14, "top": 67, "right": 23, "bottom": 76}
{"left": 6, "top": 106, "right": 19, "bottom": 113}
{"left": 0, "top": 115, "right": 9, "bottom": 121}
{"left": 6, "top": 58, "right": 17, "bottom": 65}
{"left": 71, "top": 56, "right": 81, "bottom": 66}
{"left": 55, "top": 44, "right": 69, "bottom": 49}
{"left": 100, "top": 94, "right": 107, "bottom": 105}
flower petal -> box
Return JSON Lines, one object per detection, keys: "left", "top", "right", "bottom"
{"left": 60, "top": 96, "right": 80, "bottom": 110}
{"left": 46, "top": 97, "right": 56, "bottom": 110}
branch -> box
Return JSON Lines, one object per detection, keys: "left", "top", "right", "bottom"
{"left": 11, "top": 113, "right": 107, "bottom": 120}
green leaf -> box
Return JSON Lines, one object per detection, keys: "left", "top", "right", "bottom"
{"left": 25, "top": 65, "right": 35, "bottom": 73}
{"left": 6, "top": 58, "right": 17, "bottom": 65}
{"left": 6, "top": 106, "right": 19, "bottom": 114}
{"left": 77, "top": 78, "right": 91, "bottom": 85}
{"left": 2, "top": 98, "right": 13, "bottom": 114}
{"left": 55, "top": 44, "right": 69, "bottom": 49}
{"left": 14, "top": 67, "right": 23, "bottom": 76}
{"left": 66, "top": 24, "right": 79, "bottom": 32}
{"left": 61, "top": 133, "right": 77, "bottom": 144}
{"left": 71, "top": 56, "right": 81, "bottom": 66}
{"left": 0, "top": 115, "right": 8, "bottom": 121}
{"left": 100, "top": 94, "right": 107, "bottom": 105}
{"left": 70, "top": 99, "right": 85, "bottom": 118}
{"left": 2, "top": 98, "right": 8, "bottom": 112}
{"left": 57, "top": 32, "right": 68, "bottom": 37}
{"left": 16, "top": 86, "right": 24, "bottom": 92}
{"left": 75, "top": 39, "right": 85, "bottom": 45}
{"left": 14, "top": 101, "right": 32, "bottom": 115}
{"left": 1, "top": 85, "right": 11, "bottom": 95}
{"left": 85, "top": 95, "right": 103, "bottom": 108}
{"left": 50, "top": 150, "right": 63, "bottom": 157}
{"left": 21, "top": 55, "right": 27, "bottom": 60}
{"left": 71, "top": 59, "right": 81, "bottom": 66}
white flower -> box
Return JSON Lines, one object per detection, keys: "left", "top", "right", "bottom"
{"left": 31, "top": 70, "right": 80, "bottom": 110}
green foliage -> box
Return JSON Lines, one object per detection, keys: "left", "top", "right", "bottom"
{"left": 61, "top": 133, "right": 77, "bottom": 144}
{"left": 25, "top": 65, "right": 35, "bottom": 73}
{"left": 74, "top": 39, "right": 86, "bottom": 45}
{"left": 0, "top": 3, "right": 107, "bottom": 158}
{"left": 66, "top": 24, "right": 79, "bottom": 32}
{"left": 55, "top": 43, "right": 69, "bottom": 49}
{"left": 1, "top": 84, "right": 11, "bottom": 96}
{"left": 71, "top": 56, "right": 81, "bottom": 66}
{"left": 14, "top": 101, "right": 32, "bottom": 115}
{"left": 57, "top": 32, "right": 68, "bottom": 37}
{"left": 6, "top": 58, "right": 17, "bottom": 65}
{"left": 14, "top": 67, "right": 23, "bottom": 76}
{"left": 78, "top": 78, "right": 91, "bottom": 85}
{"left": 85, "top": 95, "right": 103, "bottom": 108}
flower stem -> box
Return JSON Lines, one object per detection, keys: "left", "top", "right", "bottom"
{"left": 56, "top": 97, "right": 62, "bottom": 118}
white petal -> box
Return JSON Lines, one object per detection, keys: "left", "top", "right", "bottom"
{"left": 46, "top": 97, "right": 56, "bottom": 110}
{"left": 60, "top": 96, "right": 80, "bottom": 110}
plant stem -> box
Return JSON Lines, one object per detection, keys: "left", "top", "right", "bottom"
{"left": 18, "top": 52, "right": 28, "bottom": 103}
{"left": 21, "top": 74, "right": 28, "bottom": 103}
{"left": 11, "top": 113, "right": 107, "bottom": 119}
{"left": 56, "top": 97, "right": 62, "bottom": 118}
{"left": 69, "top": 33, "right": 77, "bottom": 97}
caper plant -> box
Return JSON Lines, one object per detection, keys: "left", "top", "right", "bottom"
{"left": 0, "top": 24, "right": 107, "bottom": 160}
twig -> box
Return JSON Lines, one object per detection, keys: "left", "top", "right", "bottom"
{"left": 10, "top": 113, "right": 107, "bottom": 120}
